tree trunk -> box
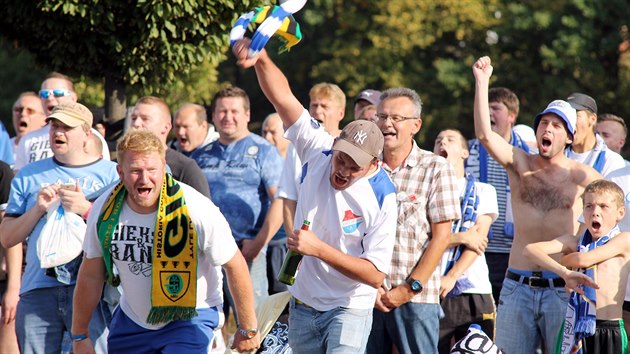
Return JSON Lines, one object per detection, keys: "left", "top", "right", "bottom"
{"left": 103, "top": 74, "right": 127, "bottom": 159}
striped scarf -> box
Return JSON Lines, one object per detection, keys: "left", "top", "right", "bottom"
{"left": 442, "top": 173, "right": 479, "bottom": 297}
{"left": 556, "top": 225, "right": 620, "bottom": 354}
{"left": 97, "top": 173, "right": 198, "bottom": 324}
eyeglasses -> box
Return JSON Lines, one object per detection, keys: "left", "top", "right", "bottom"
{"left": 375, "top": 113, "right": 419, "bottom": 123}
{"left": 13, "top": 106, "right": 40, "bottom": 115}
{"left": 39, "top": 89, "right": 72, "bottom": 100}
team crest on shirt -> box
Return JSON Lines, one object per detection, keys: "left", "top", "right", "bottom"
{"left": 342, "top": 209, "right": 364, "bottom": 233}
{"left": 246, "top": 145, "right": 259, "bottom": 157}
{"left": 310, "top": 118, "right": 321, "bottom": 129}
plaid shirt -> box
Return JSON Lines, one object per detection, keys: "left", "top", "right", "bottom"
{"left": 382, "top": 142, "right": 460, "bottom": 304}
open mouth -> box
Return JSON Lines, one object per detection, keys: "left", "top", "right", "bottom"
{"left": 19, "top": 121, "right": 28, "bottom": 128}
{"left": 333, "top": 173, "right": 349, "bottom": 188}
{"left": 47, "top": 105, "right": 55, "bottom": 113}
{"left": 54, "top": 138, "right": 66, "bottom": 144}
{"left": 438, "top": 148, "right": 448, "bottom": 158}
{"left": 137, "top": 187, "right": 152, "bottom": 197}
{"left": 382, "top": 131, "right": 396, "bottom": 138}
{"left": 591, "top": 221, "right": 601, "bottom": 232}
{"left": 541, "top": 137, "right": 552, "bottom": 148}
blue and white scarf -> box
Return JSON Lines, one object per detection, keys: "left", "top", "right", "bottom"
{"left": 564, "top": 134, "right": 607, "bottom": 174}
{"left": 442, "top": 173, "right": 479, "bottom": 296}
{"left": 473, "top": 130, "right": 529, "bottom": 239}
{"left": 557, "top": 225, "right": 620, "bottom": 354}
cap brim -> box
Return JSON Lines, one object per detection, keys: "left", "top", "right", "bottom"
{"left": 568, "top": 102, "right": 590, "bottom": 112}
{"left": 332, "top": 139, "right": 374, "bottom": 166}
{"left": 46, "top": 114, "right": 84, "bottom": 128}
{"left": 534, "top": 108, "right": 574, "bottom": 139}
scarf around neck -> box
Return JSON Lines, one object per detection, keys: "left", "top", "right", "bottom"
{"left": 556, "top": 225, "right": 620, "bottom": 354}
{"left": 442, "top": 173, "right": 479, "bottom": 297}
{"left": 97, "top": 173, "right": 198, "bottom": 324}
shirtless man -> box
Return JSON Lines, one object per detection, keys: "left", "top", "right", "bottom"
{"left": 472, "top": 56, "right": 601, "bottom": 354}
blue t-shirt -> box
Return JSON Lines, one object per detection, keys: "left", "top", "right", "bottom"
{"left": 0, "top": 121, "right": 15, "bottom": 167}
{"left": 192, "top": 134, "right": 283, "bottom": 243}
{"left": 6, "top": 157, "right": 119, "bottom": 294}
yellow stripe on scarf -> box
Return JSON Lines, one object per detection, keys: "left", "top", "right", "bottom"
{"left": 98, "top": 174, "right": 198, "bottom": 324}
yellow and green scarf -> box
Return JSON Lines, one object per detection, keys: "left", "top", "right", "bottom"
{"left": 97, "top": 173, "right": 198, "bottom": 324}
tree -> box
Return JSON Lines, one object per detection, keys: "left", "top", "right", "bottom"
{"left": 0, "top": 0, "right": 262, "bottom": 126}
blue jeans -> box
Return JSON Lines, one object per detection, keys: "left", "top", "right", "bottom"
{"left": 288, "top": 298, "right": 372, "bottom": 354}
{"left": 366, "top": 302, "right": 440, "bottom": 354}
{"left": 495, "top": 276, "right": 569, "bottom": 354}
{"left": 16, "top": 285, "right": 109, "bottom": 354}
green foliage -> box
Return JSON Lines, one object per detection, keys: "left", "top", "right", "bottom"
{"left": 221, "top": 0, "right": 629, "bottom": 158}
{"left": 0, "top": 0, "right": 263, "bottom": 121}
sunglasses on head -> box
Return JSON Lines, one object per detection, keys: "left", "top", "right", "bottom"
{"left": 39, "top": 89, "right": 72, "bottom": 99}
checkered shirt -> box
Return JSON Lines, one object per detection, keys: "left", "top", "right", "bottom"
{"left": 382, "top": 142, "right": 460, "bottom": 304}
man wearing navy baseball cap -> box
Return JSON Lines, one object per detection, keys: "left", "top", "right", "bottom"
{"left": 353, "top": 89, "right": 381, "bottom": 120}
{"left": 564, "top": 92, "right": 625, "bottom": 175}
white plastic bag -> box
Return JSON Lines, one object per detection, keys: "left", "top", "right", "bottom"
{"left": 37, "top": 200, "right": 87, "bottom": 268}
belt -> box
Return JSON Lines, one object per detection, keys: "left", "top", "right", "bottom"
{"left": 293, "top": 297, "right": 312, "bottom": 308}
{"left": 506, "top": 270, "right": 565, "bottom": 288}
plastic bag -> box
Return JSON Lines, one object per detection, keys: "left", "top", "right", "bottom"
{"left": 37, "top": 200, "right": 86, "bottom": 268}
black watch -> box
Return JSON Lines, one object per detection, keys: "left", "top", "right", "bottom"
{"left": 238, "top": 327, "right": 258, "bottom": 339}
{"left": 406, "top": 277, "right": 424, "bottom": 293}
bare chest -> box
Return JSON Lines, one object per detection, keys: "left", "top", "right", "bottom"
{"left": 518, "top": 173, "right": 576, "bottom": 212}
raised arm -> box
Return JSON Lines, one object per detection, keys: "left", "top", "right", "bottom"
{"left": 472, "top": 57, "right": 521, "bottom": 167}
{"left": 233, "top": 39, "right": 303, "bottom": 129}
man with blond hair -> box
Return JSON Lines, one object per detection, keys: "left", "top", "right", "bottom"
{"left": 72, "top": 130, "right": 260, "bottom": 353}
{"left": 129, "top": 96, "right": 211, "bottom": 198}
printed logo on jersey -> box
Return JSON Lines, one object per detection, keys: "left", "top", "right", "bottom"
{"left": 342, "top": 209, "right": 364, "bottom": 233}
{"left": 246, "top": 145, "right": 259, "bottom": 158}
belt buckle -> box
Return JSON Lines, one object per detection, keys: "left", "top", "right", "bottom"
{"left": 527, "top": 276, "right": 543, "bottom": 288}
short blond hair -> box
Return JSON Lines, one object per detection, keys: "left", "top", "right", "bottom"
{"left": 583, "top": 179, "right": 625, "bottom": 208}
{"left": 309, "top": 83, "right": 346, "bottom": 109}
{"left": 117, "top": 130, "right": 165, "bottom": 164}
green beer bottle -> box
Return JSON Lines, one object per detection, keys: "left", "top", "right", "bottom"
{"left": 277, "top": 220, "right": 310, "bottom": 285}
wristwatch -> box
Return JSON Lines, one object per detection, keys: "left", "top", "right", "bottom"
{"left": 405, "top": 277, "right": 424, "bottom": 294}
{"left": 238, "top": 327, "right": 259, "bottom": 339}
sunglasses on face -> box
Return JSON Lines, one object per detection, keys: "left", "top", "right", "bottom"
{"left": 39, "top": 89, "right": 72, "bottom": 99}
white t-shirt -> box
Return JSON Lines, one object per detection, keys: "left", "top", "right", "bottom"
{"left": 14, "top": 125, "right": 111, "bottom": 169}
{"left": 565, "top": 135, "right": 625, "bottom": 176}
{"left": 440, "top": 178, "right": 498, "bottom": 295}
{"left": 285, "top": 110, "right": 397, "bottom": 311}
{"left": 84, "top": 182, "right": 237, "bottom": 329}
{"left": 276, "top": 144, "right": 301, "bottom": 201}
{"left": 604, "top": 166, "right": 630, "bottom": 301}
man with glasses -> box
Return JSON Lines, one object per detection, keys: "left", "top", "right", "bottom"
{"left": 10, "top": 92, "right": 47, "bottom": 161}
{"left": 14, "top": 73, "right": 109, "bottom": 171}
{"left": 365, "top": 88, "right": 461, "bottom": 353}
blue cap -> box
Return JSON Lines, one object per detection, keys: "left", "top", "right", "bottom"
{"left": 533, "top": 100, "right": 577, "bottom": 140}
